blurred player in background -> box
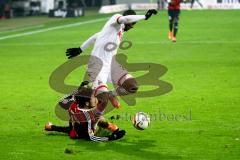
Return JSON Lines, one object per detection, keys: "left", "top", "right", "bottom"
{"left": 190, "top": 0, "right": 203, "bottom": 9}
{"left": 157, "top": 0, "right": 166, "bottom": 10}
{"left": 167, "top": 0, "right": 183, "bottom": 42}
{"left": 65, "top": 9, "right": 157, "bottom": 117}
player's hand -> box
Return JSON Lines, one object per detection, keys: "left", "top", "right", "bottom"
{"left": 108, "top": 129, "right": 126, "bottom": 141}
{"left": 145, "top": 9, "right": 157, "bottom": 20}
{"left": 66, "top": 47, "right": 82, "bottom": 59}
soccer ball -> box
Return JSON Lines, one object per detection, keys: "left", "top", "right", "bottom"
{"left": 132, "top": 112, "right": 150, "bottom": 130}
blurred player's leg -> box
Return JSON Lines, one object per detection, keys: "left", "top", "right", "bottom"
{"left": 190, "top": 0, "right": 195, "bottom": 8}
{"left": 196, "top": 0, "right": 203, "bottom": 8}
{"left": 172, "top": 10, "right": 180, "bottom": 42}
{"left": 168, "top": 10, "right": 174, "bottom": 40}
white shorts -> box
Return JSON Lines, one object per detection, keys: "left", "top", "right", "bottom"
{"left": 87, "top": 56, "right": 132, "bottom": 96}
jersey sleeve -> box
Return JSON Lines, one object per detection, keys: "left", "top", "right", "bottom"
{"left": 80, "top": 32, "right": 99, "bottom": 51}
{"left": 109, "top": 14, "right": 145, "bottom": 25}
{"left": 116, "top": 15, "right": 146, "bottom": 24}
{"left": 88, "top": 130, "right": 109, "bottom": 142}
{"left": 82, "top": 111, "right": 110, "bottom": 142}
{"left": 109, "top": 14, "right": 122, "bottom": 25}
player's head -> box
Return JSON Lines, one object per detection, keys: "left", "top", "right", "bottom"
{"left": 75, "top": 81, "right": 97, "bottom": 109}
{"left": 123, "top": 9, "right": 137, "bottom": 32}
{"left": 123, "top": 9, "right": 136, "bottom": 16}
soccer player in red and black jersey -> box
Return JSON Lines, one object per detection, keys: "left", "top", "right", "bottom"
{"left": 45, "top": 81, "right": 125, "bottom": 142}
{"left": 167, "top": 0, "right": 183, "bottom": 42}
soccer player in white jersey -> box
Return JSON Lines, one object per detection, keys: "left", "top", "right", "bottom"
{"left": 65, "top": 9, "right": 157, "bottom": 117}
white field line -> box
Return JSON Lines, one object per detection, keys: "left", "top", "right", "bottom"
{"left": 0, "top": 25, "right": 45, "bottom": 34}
{"left": 0, "top": 42, "right": 80, "bottom": 46}
{"left": 0, "top": 18, "right": 107, "bottom": 41}
{"left": 1, "top": 40, "right": 240, "bottom": 46}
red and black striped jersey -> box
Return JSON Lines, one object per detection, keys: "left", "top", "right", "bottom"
{"left": 168, "top": 0, "right": 181, "bottom": 10}
{"left": 68, "top": 102, "right": 109, "bottom": 141}
{"left": 69, "top": 102, "right": 96, "bottom": 129}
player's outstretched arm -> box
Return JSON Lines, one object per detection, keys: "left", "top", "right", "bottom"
{"left": 81, "top": 32, "right": 99, "bottom": 51}
{"left": 65, "top": 32, "right": 99, "bottom": 59}
{"left": 117, "top": 9, "right": 157, "bottom": 24}
{"left": 117, "top": 15, "right": 146, "bottom": 24}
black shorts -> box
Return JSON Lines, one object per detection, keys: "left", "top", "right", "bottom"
{"left": 168, "top": 9, "right": 180, "bottom": 21}
{"left": 72, "top": 122, "right": 90, "bottom": 139}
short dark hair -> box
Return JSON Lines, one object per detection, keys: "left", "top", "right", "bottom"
{"left": 75, "top": 87, "right": 93, "bottom": 107}
{"left": 75, "top": 81, "right": 93, "bottom": 107}
{"left": 123, "top": 9, "right": 136, "bottom": 16}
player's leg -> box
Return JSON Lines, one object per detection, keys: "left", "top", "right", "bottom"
{"left": 172, "top": 10, "right": 180, "bottom": 42}
{"left": 87, "top": 78, "right": 116, "bottom": 115}
{"left": 168, "top": 9, "right": 174, "bottom": 40}
{"left": 190, "top": 0, "right": 195, "bottom": 8}
{"left": 97, "top": 119, "right": 125, "bottom": 140}
{"left": 85, "top": 58, "right": 104, "bottom": 89}
{"left": 196, "top": 0, "right": 203, "bottom": 8}
{"left": 93, "top": 87, "right": 120, "bottom": 114}
{"left": 45, "top": 122, "right": 72, "bottom": 134}
{"left": 92, "top": 74, "right": 109, "bottom": 114}
{"left": 98, "top": 119, "right": 119, "bottom": 132}
{"left": 86, "top": 56, "right": 110, "bottom": 115}
{"left": 117, "top": 77, "right": 138, "bottom": 95}
{"left": 111, "top": 60, "right": 138, "bottom": 96}
{"left": 95, "top": 92, "right": 109, "bottom": 114}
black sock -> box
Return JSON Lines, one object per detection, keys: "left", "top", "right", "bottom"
{"left": 173, "top": 22, "right": 178, "bottom": 37}
{"left": 169, "top": 20, "right": 173, "bottom": 32}
{"left": 51, "top": 125, "right": 71, "bottom": 134}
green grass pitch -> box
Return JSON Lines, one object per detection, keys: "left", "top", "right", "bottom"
{"left": 0, "top": 10, "right": 240, "bottom": 160}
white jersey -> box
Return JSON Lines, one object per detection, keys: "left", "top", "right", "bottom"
{"left": 80, "top": 13, "right": 145, "bottom": 91}
{"left": 92, "top": 14, "right": 124, "bottom": 66}
{"left": 80, "top": 14, "right": 145, "bottom": 66}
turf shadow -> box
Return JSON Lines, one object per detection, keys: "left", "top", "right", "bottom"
{"left": 44, "top": 132, "right": 68, "bottom": 137}
{"left": 71, "top": 139, "right": 181, "bottom": 160}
